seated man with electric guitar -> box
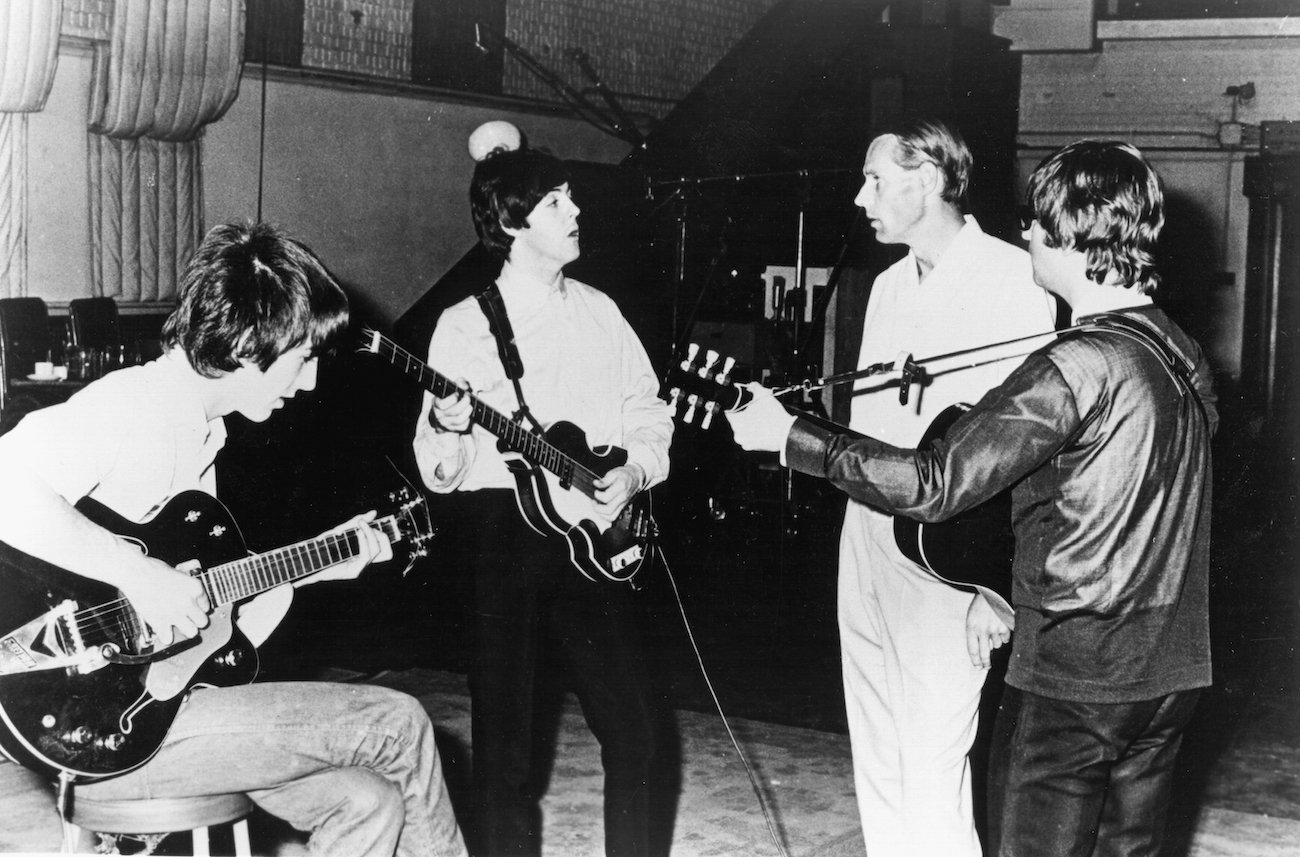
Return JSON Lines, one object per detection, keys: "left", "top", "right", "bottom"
{"left": 412, "top": 138, "right": 672, "bottom": 856}
{"left": 729, "top": 141, "right": 1216, "bottom": 857}
{"left": 0, "top": 223, "right": 466, "bottom": 857}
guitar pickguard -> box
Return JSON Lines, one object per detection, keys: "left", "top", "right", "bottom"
{"left": 499, "top": 423, "right": 655, "bottom": 583}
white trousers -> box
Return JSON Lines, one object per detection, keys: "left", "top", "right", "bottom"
{"left": 838, "top": 503, "right": 989, "bottom": 857}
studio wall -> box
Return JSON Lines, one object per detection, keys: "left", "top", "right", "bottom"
{"left": 201, "top": 71, "right": 631, "bottom": 325}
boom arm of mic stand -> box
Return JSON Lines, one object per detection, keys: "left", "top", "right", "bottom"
{"left": 566, "top": 48, "right": 646, "bottom": 148}
{"left": 475, "top": 22, "right": 639, "bottom": 145}
{"left": 781, "top": 327, "right": 1073, "bottom": 397}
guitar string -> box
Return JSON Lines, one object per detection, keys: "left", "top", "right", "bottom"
{"left": 67, "top": 519, "right": 401, "bottom": 648}
{"left": 371, "top": 333, "right": 603, "bottom": 497}
{"left": 68, "top": 529, "right": 359, "bottom": 626}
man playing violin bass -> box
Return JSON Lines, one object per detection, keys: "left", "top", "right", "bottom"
{"left": 824, "top": 118, "right": 1057, "bottom": 857}
{"left": 0, "top": 222, "right": 467, "bottom": 857}
{"left": 413, "top": 140, "right": 672, "bottom": 856}
{"left": 730, "top": 140, "right": 1216, "bottom": 857}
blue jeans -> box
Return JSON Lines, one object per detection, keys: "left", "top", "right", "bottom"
{"left": 987, "top": 685, "right": 1201, "bottom": 857}
{"left": 78, "top": 681, "right": 467, "bottom": 857}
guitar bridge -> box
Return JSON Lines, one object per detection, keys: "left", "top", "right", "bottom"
{"left": 0, "top": 600, "right": 108, "bottom": 676}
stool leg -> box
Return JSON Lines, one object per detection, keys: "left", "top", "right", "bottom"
{"left": 191, "top": 825, "right": 210, "bottom": 857}
{"left": 232, "top": 818, "right": 252, "bottom": 857}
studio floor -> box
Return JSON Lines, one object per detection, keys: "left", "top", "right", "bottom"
{"left": 2, "top": 666, "right": 1299, "bottom": 856}
{"left": 2, "top": 410, "right": 1298, "bottom": 855}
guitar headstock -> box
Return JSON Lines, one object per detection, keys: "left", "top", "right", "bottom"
{"left": 385, "top": 486, "right": 435, "bottom": 576}
{"left": 663, "top": 344, "right": 750, "bottom": 429}
{"left": 358, "top": 327, "right": 382, "bottom": 355}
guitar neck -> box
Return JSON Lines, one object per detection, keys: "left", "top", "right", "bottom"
{"left": 362, "top": 330, "right": 600, "bottom": 498}
{"left": 199, "top": 514, "right": 401, "bottom": 608}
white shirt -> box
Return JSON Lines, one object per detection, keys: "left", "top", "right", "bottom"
{"left": 413, "top": 267, "right": 672, "bottom": 494}
{"left": 0, "top": 349, "right": 227, "bottom": 523}
{"left": 851, "top": 216, "right": 1058, "bottom": 447}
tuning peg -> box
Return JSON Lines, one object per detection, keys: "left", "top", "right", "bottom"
{"left": 684, "top": 393, "right": 699, "bottom": 424}
{"left": 667, "top": 385, "right": 682, "bottom": 408}
{"left": 701, "top": 401, "right": 717, "bottom": 430}
{"left": 698, "top": 349, "right": 719, "bottom": 378}
{"left": 716, "top": 356, "right": 735, "bottom": 385}
{"left": 681, "top": 343, "right": 699, "bottom": 370}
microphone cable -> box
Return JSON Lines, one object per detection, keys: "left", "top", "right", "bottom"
{"left": 652, "top": 542, "right": 793, "bottom": 857}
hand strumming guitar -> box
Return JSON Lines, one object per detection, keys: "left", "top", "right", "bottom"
{"left": 727, "top": 383, "right": 797, "bottom": 453}
{"left": 594, "top": 463, "right": 646, "bottom": 519}
{"left": 117, "top": 556, "right": 212, "bottom": 647}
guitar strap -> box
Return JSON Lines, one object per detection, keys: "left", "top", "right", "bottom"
{"left": 476, "top": 283, "right": 542, "bottom": 433}
{"left": 1082, "top": 312, "right": 1209, "bottom": 424}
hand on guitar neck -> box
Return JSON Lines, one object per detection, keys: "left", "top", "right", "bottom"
{"left": 430, "top": 378, "right": 646, "bottom": 519}
{"left": 119, "top": 510, "right": 394, "bottom": 650}
{"left": 663, "top": 344, "right": 831, "bottom": 441}
{"left": 366, "top": 329, "right": 655, "bottom": 584}
{"left": 663, "top": 343, "right": 1015, "bottom": 618}
{"left": 726, "top": 384, "right": 799, "bottom": 454}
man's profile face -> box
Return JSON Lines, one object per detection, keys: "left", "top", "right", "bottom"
{"left": 854, "top": 136, "right": 927, "bottom": 247}
{"left": 505, "top": 183, "right": 581, "bottom": 268}
{"left": 227, "top": 343, "right": 319, "bottom": 423}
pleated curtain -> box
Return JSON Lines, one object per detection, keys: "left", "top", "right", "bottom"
{"left": 0, "top": 0, "right": 63, "bottom": 298}
{"left": 88, "top": 0, "right": 244, "bottom": 302}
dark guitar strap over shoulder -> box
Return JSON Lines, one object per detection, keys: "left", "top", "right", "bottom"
{"left": 476, "top": 283, "right": 541, "bottom": 432}
{"left": 1084, "top": 312, "right": 1209, "bottom": 424}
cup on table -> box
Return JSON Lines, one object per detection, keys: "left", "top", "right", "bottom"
{"left": 33, "top": 360, "right": 54, "bottom": 379}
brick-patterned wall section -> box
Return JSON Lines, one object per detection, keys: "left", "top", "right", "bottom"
{"left": 62, "top": 0, "right": 113, "bottom": 41}
{"left": 302, "top": 0, "right": 412, "bottom": 81}
{"left": 59, "top": 1, "right": 783, "bottom": 118}
{"left": 505, "top": 0, "right": 782, "bottom": 117}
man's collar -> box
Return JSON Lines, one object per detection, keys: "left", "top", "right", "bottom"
{"left": 497, "top": 260, "right": 566, "bottom": 313}
{"left": 156, "top": 349, "right": 228, "bottom": 445}
{"left": 1070, "top": 288, "right": 1153, "bottom": 324}
{"left": 909, "top": 214, "right": 982, "bottom": 281}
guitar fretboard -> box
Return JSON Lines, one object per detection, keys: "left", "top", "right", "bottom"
{"left": 362, "top": 329, "right": 601, "bottom": 498}
{"left": 200, "top": 514, "right": 402, "bottom": 608}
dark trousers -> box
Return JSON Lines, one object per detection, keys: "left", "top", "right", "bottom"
{"left": 468, "top": 491, "right": 654, "bottom": 857}
{"left": 987, "top": 685, "right": 1202, "bottom": 857}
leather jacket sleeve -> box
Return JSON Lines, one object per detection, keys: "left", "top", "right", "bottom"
{"left": 784, "top": 353, "right": 1078, "bottom": 522}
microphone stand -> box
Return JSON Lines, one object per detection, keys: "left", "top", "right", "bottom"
{"left": 772, "top": 326, "right": 1082, "bottom": 400}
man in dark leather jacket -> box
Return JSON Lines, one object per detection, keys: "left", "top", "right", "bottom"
{"left": 729, "top": 140, "right": 1216, "bottom": 857}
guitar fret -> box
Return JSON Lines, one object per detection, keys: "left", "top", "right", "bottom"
{"left": 367, "top": 330, "right": 606, "bottom": 495}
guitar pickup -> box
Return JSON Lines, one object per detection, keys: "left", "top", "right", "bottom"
{"left": 609, "top": 544, "right": 644, "bottom": 573}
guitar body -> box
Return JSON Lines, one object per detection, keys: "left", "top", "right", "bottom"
{"left": 892, "top": 404, "right": 1015, "bottom": 603}
{"left": 503, "top": 420, "right": 655, "bottom": 583}
{"left": 0, "top": 493, "right": 259, "bottom": 781}
{"left": 359, "top": 330, "right": 655, "bottom": 584}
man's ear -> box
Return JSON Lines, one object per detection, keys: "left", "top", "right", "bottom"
{"left": 917, "top": 160, "right": 944, "bottom": 198}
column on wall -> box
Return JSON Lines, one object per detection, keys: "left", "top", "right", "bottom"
{"left": 0, "top": 0, "right": 63, "bottom": 299}
{"left": 87, "top": 0, "right": 243, "bottom": 302}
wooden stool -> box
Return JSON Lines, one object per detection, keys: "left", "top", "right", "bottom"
{"left": 68, "top": 792, "right": 253, "bottom": 855}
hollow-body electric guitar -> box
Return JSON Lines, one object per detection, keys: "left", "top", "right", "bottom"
{"left": 665, "top": 345, "right": 1013, "bottom": 604}
{"left": 360, "top": 329, "right": 655, "bottom": 583}
{"left": 0, "top": 488, "right": 432, "bottom": 781}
